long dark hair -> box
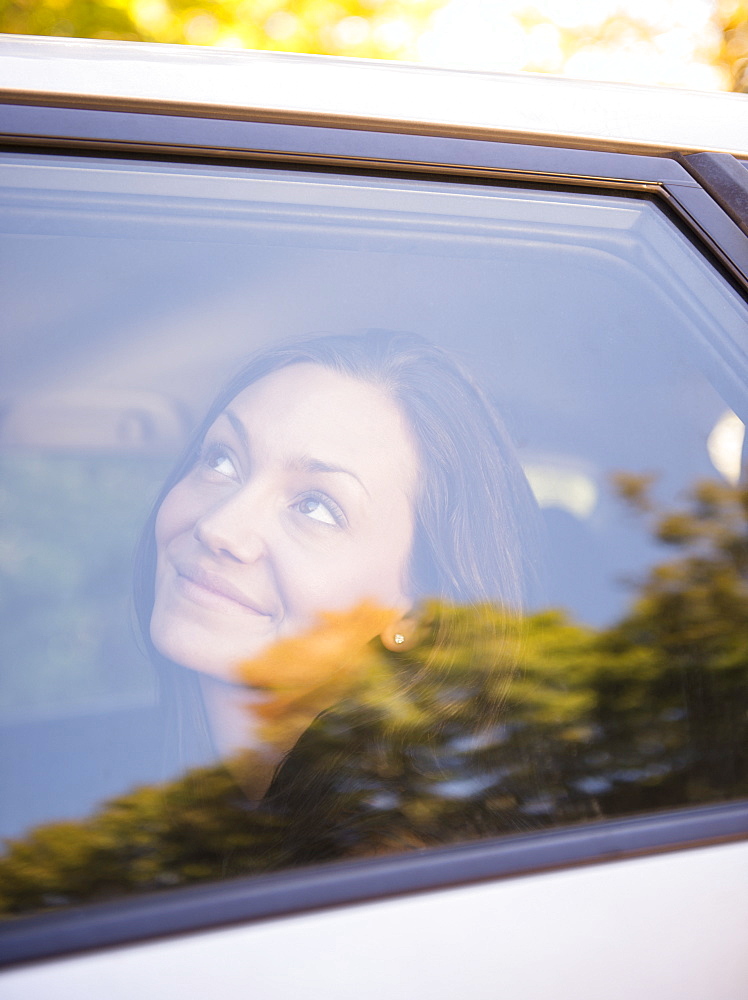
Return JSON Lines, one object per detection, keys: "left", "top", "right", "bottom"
{"left": 134, "top": 331, "right": 539, "bottom": 856}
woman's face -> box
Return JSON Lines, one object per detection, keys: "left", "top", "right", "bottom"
{"left": 151, "top": 363, "right": 419, "bottom": 683}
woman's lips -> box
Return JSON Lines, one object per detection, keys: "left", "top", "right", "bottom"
{"left": 174, "top": 563, "right": 274, "bottom": 617}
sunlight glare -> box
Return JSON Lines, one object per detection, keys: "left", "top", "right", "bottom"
{"left": 416, "top": 0, "right": 727, "bottom": 89}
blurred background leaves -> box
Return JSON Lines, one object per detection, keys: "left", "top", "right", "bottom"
{"left": 0, "top": 0, "right": 442, "bottom": 61}
{"left": 0, "top": 0, "right": 746, "bottom": 91}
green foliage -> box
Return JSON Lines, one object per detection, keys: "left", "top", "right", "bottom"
{"left": 0, "top": 0, "right": 441, "bottom": 60}
{"left": 715, "top": 0, "right": 748, "bottom": 91}
{"left": 0, "top": 0, "right": 140, "bottom": 42}
{"left": 0, "top": 764, "right": 286, "bottom": 914}
{"left": 3, "top": 0, "right": 744, "bottom": 92}
{"left": 2, "top": 472, "right": 748, "bottom": 915}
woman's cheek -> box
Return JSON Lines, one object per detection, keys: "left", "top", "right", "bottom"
{"left": 297, "top": 552, "right": 399, "bottom": 619}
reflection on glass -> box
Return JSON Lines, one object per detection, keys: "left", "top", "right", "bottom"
{"left": 707, "top": 409, "right": 745, "bottom": 485}
{"left": 0, "top": 330, "right": 536, "bottom": 910}
{"left": 4, "top": 155, "right": 748, "bottom": 922}
{"left": 3, "top": 334, "right": 748, "bottom": 917}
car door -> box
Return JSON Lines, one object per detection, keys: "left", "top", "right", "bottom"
{"left": 1, "top": 35, "right": 747, "bottom": 998}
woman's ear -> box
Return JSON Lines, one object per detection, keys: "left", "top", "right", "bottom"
{"left": 380, "top": 614, "right": 420, "bottom": 652}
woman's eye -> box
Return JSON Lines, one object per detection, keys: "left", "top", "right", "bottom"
{"left": 201, "top": 443, "right": 238, "bottom": 481}
{"left": 295, "top": 494, "right": 343, "bottom": 527}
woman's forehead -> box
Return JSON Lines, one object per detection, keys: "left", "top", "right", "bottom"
{"left": 219, "top": 363, "right": 419, "bottom": 489}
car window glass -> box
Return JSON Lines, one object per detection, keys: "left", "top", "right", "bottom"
{"left": 1, "top": 151, "right": 747, "bottom": 914}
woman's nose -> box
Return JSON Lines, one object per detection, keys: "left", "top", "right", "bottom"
{"left": 193, "top": 489, "right": 270, "bottom": 564}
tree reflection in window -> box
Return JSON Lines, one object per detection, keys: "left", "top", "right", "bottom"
{"left": 1, "top": 471, "right": 747, "bottom": 915}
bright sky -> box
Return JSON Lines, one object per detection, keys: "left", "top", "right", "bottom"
{"left": 415, "top": 0, "right": 727, "bottom": 90}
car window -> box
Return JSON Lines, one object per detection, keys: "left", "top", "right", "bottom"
{"left": 1, "top": 150, "right": 747, "bottom": 916}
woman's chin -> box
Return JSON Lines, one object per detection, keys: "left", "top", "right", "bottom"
{"left": 151, "top": 622, "right": 274, "bottom": 687}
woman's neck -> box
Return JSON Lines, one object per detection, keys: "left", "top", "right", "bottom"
{"left": 196, "top": 674, "right": 317, "bottom": 800}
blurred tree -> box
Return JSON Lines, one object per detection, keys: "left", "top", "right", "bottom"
{"left": 0, "top": 764, "right": 285, "bottom": 914}
{"left": 2, "top": 0, "right": 745, "bottom": 90}
{"left": 0, "top": 0, "right": 441, "bottom": 60}
{"left": 603, "top": 473, "right": 748, "bottom": 799}
{"left": 227, "top": 473, "right": 748, "bottom": 854}
{"left": 2, "top": 473, "right": 748, "bottom": 916}
{"left": 714, "top": 0, "right": 748, "bottom": 90}
{"left": 418, "top": 1, "right": 741, "bottom": 91}
{"left": 510, "top": 4, "right": 731, "bottom": 90}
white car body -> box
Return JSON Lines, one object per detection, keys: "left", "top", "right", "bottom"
{"left": 0, "top": 35, "right": 747, "bottom": 998}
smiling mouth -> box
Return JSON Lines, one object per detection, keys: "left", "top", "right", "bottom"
{"left": 174, "top": 565, "right": 274, "bottom": 618}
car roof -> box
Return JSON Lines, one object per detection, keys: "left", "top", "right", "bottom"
{"left": 1, "top": 33, "right": 747, "bottom": 158}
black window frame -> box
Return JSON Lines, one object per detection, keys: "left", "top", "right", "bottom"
{"left": 1, "top": 97, "right": 747, "bottom": 966}
{"left": 1, "top": 101, "right": 748, "bottom": 288}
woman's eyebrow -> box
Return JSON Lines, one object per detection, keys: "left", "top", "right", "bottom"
{"left": 224, "top": 409, "right": 250, "bottom": 451}
{"left": 222, "top": 409, "right": 370, "bottom": 497}
{"left": 292, "top": 456, "right": 370, "bottom": 498}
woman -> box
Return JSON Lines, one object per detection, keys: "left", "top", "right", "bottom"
{"left": 134, "top": 330, "right": 538, "bottom": 859}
